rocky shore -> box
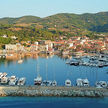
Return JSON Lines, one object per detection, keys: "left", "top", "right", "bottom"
{"left": 0, "top": 86, "right": 108, "bottom": 97}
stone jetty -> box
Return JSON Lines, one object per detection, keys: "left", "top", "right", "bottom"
{"left": 0, "top": 86, "right": 108, "bottom": 97}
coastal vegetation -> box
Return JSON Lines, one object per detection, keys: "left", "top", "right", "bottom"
{"left": 0, "top": 12, "right": 108, "bottom": 32}
{"left": 0, "top": 12, "right": 108, "bottom": 44}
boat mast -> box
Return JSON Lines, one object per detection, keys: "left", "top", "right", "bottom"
{"left": 53, "top": 65, "right": 55, "bottom": 81}
{"left": 96, "top": 67, "right": 98, "bottom": 82}
{"left": 46, "top": 61, "right": 48, "bottom": 81}
{"left": 37, "top": 59, "right": 40, "bottom": 77}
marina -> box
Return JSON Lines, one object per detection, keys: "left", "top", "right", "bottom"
{"left": 0, "top": 72, "right": 108, "bottom": 89}
{"left": 0, "top": 55, "right": 108, "bottom": 97}
{"left": 66, "top": 54, "right": 108, "bottom": 68}
{"left": 0, "top": 55, "right": 108, "bottom": 86}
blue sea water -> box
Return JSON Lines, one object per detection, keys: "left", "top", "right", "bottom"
{"left": 0, "top": 55, "right": 108, "bottom": 86}
{"left": 0, "top": 97, "right": 108, "bottom": 108}
{"left": 0, "top": 55, "right": 108, "bottom": 108}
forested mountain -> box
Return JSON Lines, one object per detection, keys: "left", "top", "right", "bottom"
{"left": 0, "top": 16, "right": 41, "bottom": 24}
{"left": 0, "top": 12, "right": 108, "bottom": 32}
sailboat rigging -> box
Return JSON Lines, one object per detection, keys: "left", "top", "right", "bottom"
{"left": 34, "top": 59, "right": 42, "bottom": 85}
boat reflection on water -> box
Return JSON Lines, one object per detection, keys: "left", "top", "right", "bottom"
{"left": 18, "top": 59, "right": 23, "bottom": 64}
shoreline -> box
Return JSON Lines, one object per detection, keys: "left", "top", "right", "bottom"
{"left": 0, "top": 86, "right": 108, "bottom": 97}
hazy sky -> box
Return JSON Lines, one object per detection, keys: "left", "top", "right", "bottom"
{"left": 0, "top": 0, "right": 108, "bottom": 18}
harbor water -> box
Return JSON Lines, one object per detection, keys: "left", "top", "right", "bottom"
{"left": 0, "top": 55, "right": 108, "bottom": 86}
{"left": 0, "top": 55, "right": 108, "bottom": 107}
{"left": 0, "top": 97, "right": 108, "bottom": 108}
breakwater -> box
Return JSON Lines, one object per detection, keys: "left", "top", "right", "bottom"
{"left": 0, "top": 86, "right": 108, "bottom": 97}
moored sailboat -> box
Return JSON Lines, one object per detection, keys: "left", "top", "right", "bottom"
{"left": 34, "top": 59, "right": 42, "bottom": 86}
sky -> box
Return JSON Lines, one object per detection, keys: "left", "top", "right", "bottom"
{"left": 0, "top": 0, "right": 108, "bottom": 18}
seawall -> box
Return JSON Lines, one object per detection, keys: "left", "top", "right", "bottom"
{"left": 0, "top": 86, "right": 108, "bottom": 97}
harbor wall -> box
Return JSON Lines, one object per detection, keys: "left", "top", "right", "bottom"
{"left": 0, "top": 86, "right": 108, "bottom": 97}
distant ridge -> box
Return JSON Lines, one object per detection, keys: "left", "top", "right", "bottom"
{"left": 0, "top": 11, "right": 108, "bottom": 32}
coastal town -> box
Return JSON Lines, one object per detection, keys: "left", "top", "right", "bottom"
{"left": 0, "top": 35, "right": 108, "bottom": 60}
{"left": 1, "top": 0, "right": 108, "bottom": 108}
{"left": 0, "top": 34, "right": 108, "bottom": 98}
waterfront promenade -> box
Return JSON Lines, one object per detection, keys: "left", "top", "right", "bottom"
{"left": 0, "top": 86, "right": 108, "bottom": 97}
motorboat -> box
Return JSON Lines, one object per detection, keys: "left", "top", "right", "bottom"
{"left": 17, "top": 77, "right": 26, "bottom": 86}
{"left": 2, "top": 72, "right": 7, "bottom": 77}
{"left": 65, "top": 79, "right": 71, "bottom": 87}
{"left": 0, "top": 76, "right": 9, "bottom": 85}
{"left": 95, "top": 82, "right": 103, "bottom": 88}
{"left": 82, "top": 78, "right": 89, "bottom": 87}
{"left": 9, "top": 76, "right": 18, "bottom": 86}
{"left": 41, "top": 80, "right": 52, "bottom": 86}
{"left": 0, "top": 72, "right": 7, "bottom": 78}
{"left": 0, "top": 73, "right": 3, "bottom": 79}
{"left": 95, "top": 81, "right": 107, "bottom": 88}
{"left": 76, "top": 78, "right": 83, "bottom": 87}
{"left": 46, "top": 80, "right": 52, "bottom": 86}
{"left": 41, "top": 80, "right": 47, "bottom": 86}
{"left": 99, "top": 81, "right": 107, "bottom": 88}
{"left": 52, "top": 80, "right": 57, "bottom": 86}
{"left": 34, "top": 76, "right": 42, "bottom": 85}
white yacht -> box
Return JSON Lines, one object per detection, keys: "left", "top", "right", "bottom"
{"left": 65, "top": 79, "right": 71, "bottom": 87}
{"left": 52, "top": 80, "right": 57, "bottom": 86}
{"left": 95, "top": 81, "right": 102, "bottom": 88}
{"left": 41, "top": 80, "right": 52, "bottom": 86}
{"left": 0, "top": 76, "right": 9, "bottom": 85}
{"left": 95, "top": 81, "right": 107, "bottom": 88}
{"left": 82, "top": 78, "right": 89, "bottom": 87}
{"left": 34, "top": 76, "right": 42, "bottom": 85}
{"left": 46, "top": 80, "right": 52, "bottom": 86}
{"left": 76, "top": 78, "right": 83, "bottom": 87}
{"left": 0, "top": 72, "right": 7, "bottom": 78}
{"left": 0, "top": 73, "right": 3, "bottom": 79}
{"left": 0, "top": 72, "right": 7, "bottom": 83}
{"left": 17, "top": 77, "right": 26, "bottom": 86}
{"left": 41, "top": 80, "right": 47, "bottom": 86}
{"left": 99, "top": 81, "right": 107, "bottom": 88}
{"left": 9, "top": 76, "right": 18, "bottom": 86}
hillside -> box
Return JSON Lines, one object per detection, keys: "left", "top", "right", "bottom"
{"left": 0, "top": 12, "right": 108, "bottom": 32}
{"left": 40, "top": 12, "right": 108, "bottom": 32}
{"left": 0, "top": 16, "right": 41, "bottom": 24}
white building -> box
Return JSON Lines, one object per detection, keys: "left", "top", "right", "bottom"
{"left": 11, "top": 36, "right": 17, "bottom": 39}
{"left": 5, "top": 44, "right": 17, "bottom": 50}
{"left": 5, "top": 44, "right": 24, "bottom": 51}
{"left": 1, "top": 35, "right": 8, "bottom": 38}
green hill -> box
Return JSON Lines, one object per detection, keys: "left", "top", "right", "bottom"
{"left": 40, "top": 12, "right": 108, "bottom": 32}
{"left": 0, "top": 12, "right": 108, "bottom": 32}
{"left": 0, "top": 16, "right": 41, "bottom": 24}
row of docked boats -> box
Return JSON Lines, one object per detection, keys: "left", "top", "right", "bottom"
{"left": 34, "top": 76, "right": 108, "bottom": 88}
{"left": 0, "top": 72, "right": 26, "bottom": 86}
{"left": 65, "top": 78, "right": 108, "bottom": 88}
{"left": 34, "top": 76, "right": 57, "bottom": 86}
{"left": 66, "top": 55, "right": 108, "bottom": 68}
{"left": 0, "top": 73, "right": 107, "bottom": 88}
{"left": 65, "top": 78, "right": 89, "bottom": 87}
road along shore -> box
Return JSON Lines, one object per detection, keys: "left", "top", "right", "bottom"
{"left": 0, "top": 86, "right": 108, "bottom": 97}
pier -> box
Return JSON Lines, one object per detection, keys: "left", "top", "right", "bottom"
{"left": 0, "top": 86, "right": 108, "bottom": 97}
